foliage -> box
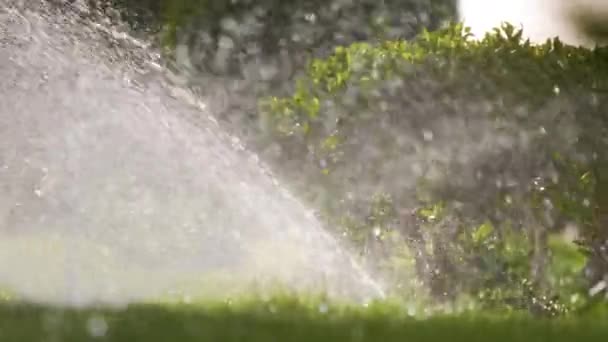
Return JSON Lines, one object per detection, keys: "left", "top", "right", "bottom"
{"left": 259, "top": 22, "right": 608, "bottom": 311}
{"left": 89, "top": 0, "right": 457, "bottom": 78}
{"left": 87, "top": 0, "right": 608, "bottom": 313}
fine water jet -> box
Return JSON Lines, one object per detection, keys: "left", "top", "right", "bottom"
{"left": 0, "top": 0, "right": 385, "bottom": 307}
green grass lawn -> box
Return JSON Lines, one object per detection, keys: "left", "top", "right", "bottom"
{"left": 1, "top": 295, "right": 607, "bottom": 342}
{"left": 0, "top": 231, "right": 601, "bottom": 341}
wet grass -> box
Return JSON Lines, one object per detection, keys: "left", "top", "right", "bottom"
{"left": 1, "top": 295, "right": 607, "bottom": 342}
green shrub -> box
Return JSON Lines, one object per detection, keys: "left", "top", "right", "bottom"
{"left": 91, "top": 0, "right": 457, "bottom": 77}
{"left": 259, "top": 23, "right": 608, "bottom": 312}
{"left": 90, "top": 0, "right": 607, "bottom": 313}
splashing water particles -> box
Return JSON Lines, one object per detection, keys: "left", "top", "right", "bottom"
{"left": 0, "top": 1, "right": 385, "bottom": 306}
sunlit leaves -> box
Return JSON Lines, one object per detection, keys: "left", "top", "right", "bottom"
{"left": 260, "top": 20, "right": 608, "bottom": 311}
{"left": 472, "top": 222, "right": 494, "bottom": 245}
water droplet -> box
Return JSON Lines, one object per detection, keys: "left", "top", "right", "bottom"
{"left": 422, "top": 130, "right": 434, "bottom": 141}
{"left": 86, "top": 314, "right": 108, "bottom": 338}
{"left": 379, "top": 101, "right": 388, "bottom": 111}
{"left": 373, "top": 227, "right": 381, "bottom": 237}
{"left": 553, "top": 85, "right": 560, "bottom": 94}
{"left": 260, "top": 64, "right": 279, "bottom": 81}
{"left": 589, "top": 280, "right": 606, "bottom": 297}
{"left": 305, "top": 13, "right": 317, "bottom": 23}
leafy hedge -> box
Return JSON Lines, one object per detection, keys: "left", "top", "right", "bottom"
{"left": 259, "top": 23, "right": 608, "bottom": 312}
{"left": 88, "top": 0, "right": 456, "bottom": 78}
{"left": 86, "top": 0, "right": 459, "bottom": 141}
{"left": 87, "top": 0, "right": 608, "bottom": 313}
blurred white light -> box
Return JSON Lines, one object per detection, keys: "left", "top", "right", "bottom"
{"left": 458, "top": 0, "right": 608, "bottom": 47}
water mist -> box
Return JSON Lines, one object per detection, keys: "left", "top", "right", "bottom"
{"left": 0, "top": 1, "right": 385, "bottom": 307}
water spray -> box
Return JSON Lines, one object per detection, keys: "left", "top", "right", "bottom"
{"left": 0, "top": 0, "right": 385, "bottom": 306}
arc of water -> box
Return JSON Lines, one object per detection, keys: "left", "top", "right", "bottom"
{"left": 0, "top": 0, "right": 386, "bottom": 304}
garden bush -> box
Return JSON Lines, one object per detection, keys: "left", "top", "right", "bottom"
{"left": 84, "top": 0, "right": 608, "bottom": 314}
{"left": 88, "top": 1, "right": 456, "bottom": 78}
{"left": 89, "top": 0, "right": 461, "bottom": 172}
{"left": 259, "top": 23, "right": 608, "bottom": 313}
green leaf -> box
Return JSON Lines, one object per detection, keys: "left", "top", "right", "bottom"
{"left": 472, "top": 223, "right": 494, "bottom": 244}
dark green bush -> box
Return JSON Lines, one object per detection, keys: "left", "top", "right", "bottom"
{"left": 259, "top": 23, "right": 608, "bottom": 312}
{"left": 89, "top": 0, "right": 456, "bottom": 78}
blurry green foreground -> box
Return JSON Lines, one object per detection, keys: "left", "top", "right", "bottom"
{"left": 1, "top": 296, "right": 607, "bottom": 342}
